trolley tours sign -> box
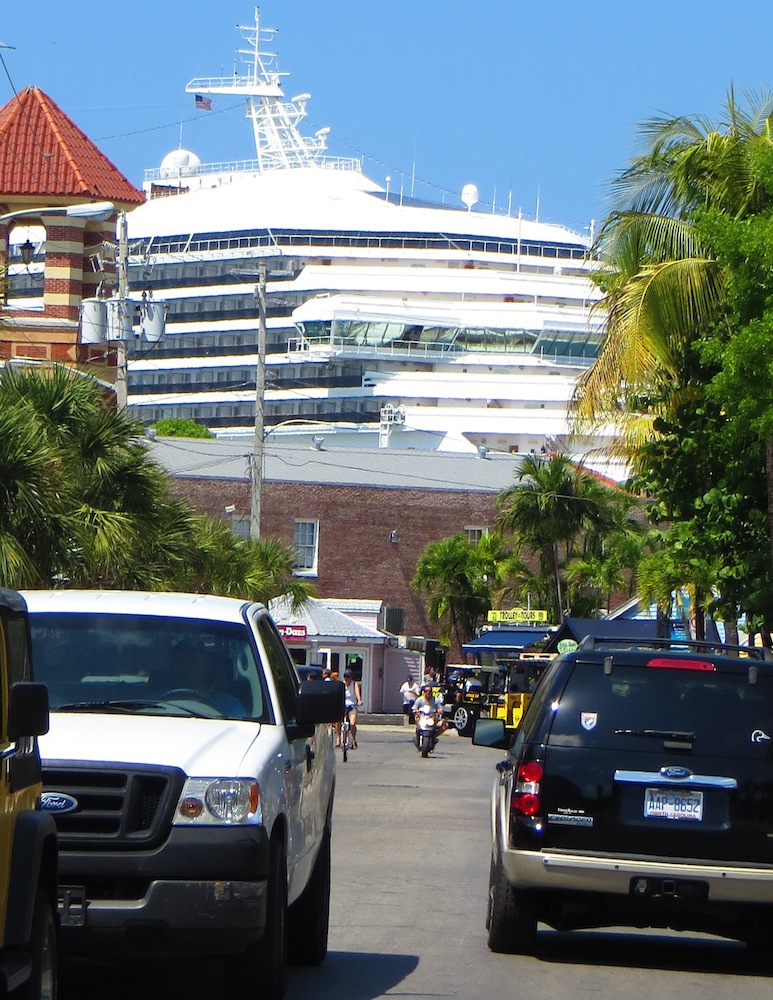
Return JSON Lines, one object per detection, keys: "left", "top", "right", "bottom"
{"left": 487, "top": 609, "right": 549, "bottom": 624}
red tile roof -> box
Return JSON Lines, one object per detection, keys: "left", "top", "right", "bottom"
{"left": 0, "top": 87, "right": 144, "bottom": 206}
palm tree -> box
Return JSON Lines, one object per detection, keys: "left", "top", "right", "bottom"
{"left": 571, "top": 89, "right": 773, "bottom": 633}
{"left": 182, "top": 519, "right": 314, "bottom": 607}
{"left": 412, "top": 533, "right": 504, "bottom": 652}
{"left": 0, "top": 397, "right": 68, "bottom": 587}
{"left": 0, "top": 366, "right": 188, "bottom": 588}
{"left": 0, "top": 366, "right": 311, "bottom": 605}
{"left": 496, "top": 454, "right": 620, "bottom": 621}
{"left": 573, "top": 89, "right": 773, "bottom": 449}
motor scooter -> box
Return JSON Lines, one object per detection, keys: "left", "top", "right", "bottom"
{"left": 414, "top": 704, "right": 441, "bottom": 758}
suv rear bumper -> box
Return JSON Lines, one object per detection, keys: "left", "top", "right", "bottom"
{"left": 505, "top": 848, "right": 773, "bottom": 903}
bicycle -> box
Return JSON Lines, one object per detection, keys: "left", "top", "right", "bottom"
{"left": 340, "top": 710, "right": 352, "bottom": 762}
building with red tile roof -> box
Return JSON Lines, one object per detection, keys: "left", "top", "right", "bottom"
{"left": 0, "top": 87, "right": 143, "bottom": 388}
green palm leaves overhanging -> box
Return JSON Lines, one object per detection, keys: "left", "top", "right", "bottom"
{"left": 0, "top": 365, "right": 310, "bottom": 606}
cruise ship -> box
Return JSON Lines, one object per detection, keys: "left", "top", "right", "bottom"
{"left": 124, "top": 8, "right": 607, "bottom": 456}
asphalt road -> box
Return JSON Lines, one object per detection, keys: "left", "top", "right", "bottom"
{"left": 60, "top": 724, "right": 773, "bottom": 999}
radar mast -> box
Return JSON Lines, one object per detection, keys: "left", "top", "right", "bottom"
{"left": 185, "top": 6, "right": 329, "bottom": 171}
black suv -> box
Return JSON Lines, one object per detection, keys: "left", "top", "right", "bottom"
{"left": 473, "top": 635, "right": 773, "bottom": 954}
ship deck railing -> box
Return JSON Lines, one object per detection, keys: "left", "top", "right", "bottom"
{"left": 286, "top": 336, "right": 597, "bottom": 364}
{"left": 144, "top": 156, "right": 362, "bottom": 183}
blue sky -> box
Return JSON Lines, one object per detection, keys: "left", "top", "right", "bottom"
{"left": 4, "top": 2, "right": 773, "bottom": 234}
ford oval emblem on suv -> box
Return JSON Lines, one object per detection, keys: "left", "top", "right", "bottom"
{"left": 40, "top": 791, "right": 79, "bottom": 814}
{"left": 660, "top": 766, "right": 693, "bottom": 780}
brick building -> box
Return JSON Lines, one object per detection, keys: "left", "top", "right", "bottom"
{"left": 0, "top": 87, "right": 143, "bottom": 379}
{"left": 148, "top": 436, "right": 522, "bottom": 641}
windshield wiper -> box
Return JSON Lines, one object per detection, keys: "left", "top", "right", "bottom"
{"left": 615, "top": 728, "right": 695, "bottom": 741}
{"left": 54, "top": 699, "right": 213, "bottom": 719}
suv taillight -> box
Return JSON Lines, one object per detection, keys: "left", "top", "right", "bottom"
{"left": 511, "top": 760, "right": 543, "bottom": 817}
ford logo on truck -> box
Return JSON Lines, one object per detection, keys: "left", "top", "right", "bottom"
{"left": 40, "top": 792, "right": 79, "bottom": 814}
{"left": 660, "top": 766, "right": 693, "bottom": 780}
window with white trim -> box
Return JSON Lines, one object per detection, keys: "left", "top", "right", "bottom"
{"left": 465, "top": 525, "right": 488, "bottom": 546}
{"left": 293, "top": 519, "right": 319, "bottom": 575}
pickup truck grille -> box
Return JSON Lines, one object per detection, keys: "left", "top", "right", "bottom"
{"left": 42, "top": 763, "right": 186, "bottom": 851}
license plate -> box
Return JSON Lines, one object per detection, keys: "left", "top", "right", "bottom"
{"left": 644, "top": 787, "right": 703, "bottom": 821}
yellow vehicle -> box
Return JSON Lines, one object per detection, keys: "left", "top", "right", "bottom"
{"left": 486, "top": 653, "right": 554, "bottom": 732}
{"left": 488, "top": 690, "right": 532, "bottom": 731}
{"left": 440, "top": 669, "right": 487, "bottom": 736}
{"left": 0, "top": 589, "right": 56, "bottom": 999}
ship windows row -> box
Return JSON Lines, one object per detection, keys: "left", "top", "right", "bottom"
{"left": 131, "top": 229, "right": 592, "bottom": 263}
{"left": 128, "top": 399, "right": 381, "bottom": 429}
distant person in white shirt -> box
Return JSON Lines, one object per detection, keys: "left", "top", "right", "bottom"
{"left": 399, "top": 675, "right": 420, "bottom": 725}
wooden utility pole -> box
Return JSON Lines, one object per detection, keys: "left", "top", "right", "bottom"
{"left": 115, "top": 210, "right": 129, "bottom": 410}
{"left": 250, "top": 262, "right": 267, "bottom": 540}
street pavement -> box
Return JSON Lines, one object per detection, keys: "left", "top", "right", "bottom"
{"left": 288, "top": 720, "right": 496, "bottom": 999}
{"left": 60, "top": 724, "right": 773, "bottom": 999}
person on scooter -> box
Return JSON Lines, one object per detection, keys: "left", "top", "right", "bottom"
{"left": 413, "top": 683, "right": 447, "bottom": 734}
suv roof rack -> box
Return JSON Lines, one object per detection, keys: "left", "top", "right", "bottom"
{"left": 575, "top": 635, "right": 773, "bottom": 661}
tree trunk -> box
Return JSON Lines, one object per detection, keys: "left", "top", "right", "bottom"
{"left": 694, "top": 586, "right": 706, "bottom": 642}
{"left": 694, "top": 603, "right": 705, "bottom": 641}
{"left": 550, "top": 542, "right": 564, "bottom": 622}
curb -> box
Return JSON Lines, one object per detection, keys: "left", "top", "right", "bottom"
{"left": 358, "top": 715, "right": 405, "bottom": 727}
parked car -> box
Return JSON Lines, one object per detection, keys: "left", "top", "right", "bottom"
{"left": 473, "top": 635, "right": 773, "bottom": 954}
{"left": 24, "top": 590, "right": 344, "bottom": 1000}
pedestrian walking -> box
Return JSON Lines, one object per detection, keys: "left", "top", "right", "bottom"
{"left": 399, "top": 674, "right": 420, "bottom": 726}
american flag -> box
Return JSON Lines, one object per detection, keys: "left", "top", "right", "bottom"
{"left": 194, "top": 94, "right": 212, "bottom": 111}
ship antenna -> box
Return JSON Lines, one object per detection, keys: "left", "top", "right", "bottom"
{"left": 184, "top": 4, "right": 332, "bottom": 172}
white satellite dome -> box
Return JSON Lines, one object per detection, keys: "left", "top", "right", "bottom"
{"left": 461, "top": 183, "right": 479, "bottom": 210}
{"left": 159, "top": 149, "right": 202, "bottom": 178}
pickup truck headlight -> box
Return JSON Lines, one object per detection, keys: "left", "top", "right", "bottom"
{"left": 176, "top": 778, "right": 261, "bottom": 825}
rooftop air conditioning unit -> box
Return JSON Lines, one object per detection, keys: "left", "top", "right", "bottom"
{"left": 379, "top": 607, "right": 405, "bottom": 635}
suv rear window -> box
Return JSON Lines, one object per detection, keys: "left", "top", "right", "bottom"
{"left": 548, "top": 658, "right": 772, "bottom": 758}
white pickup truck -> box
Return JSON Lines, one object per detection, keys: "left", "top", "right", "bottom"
{"left": 22, "top": 590, "right": 344, "bottom": 1000}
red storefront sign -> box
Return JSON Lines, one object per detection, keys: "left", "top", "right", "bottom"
{"left": 278, "top": 624, "right": 307, "bottom": 642}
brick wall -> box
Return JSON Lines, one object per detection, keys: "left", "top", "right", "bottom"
{"left": 169, "top": 475, "right": 499, "bottom": 639}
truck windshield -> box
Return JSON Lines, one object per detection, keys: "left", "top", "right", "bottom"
{"left": 29, "top": 612, "right": 269, "bottom": 722}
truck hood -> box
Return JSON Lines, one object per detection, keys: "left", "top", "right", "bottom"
{"left": 39, "top": 713, "right": 271, "bottom": 776}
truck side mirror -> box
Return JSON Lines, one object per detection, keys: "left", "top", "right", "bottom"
{"left": 295, "top": 680, "right": 345, "bottom": 726}
{"left": 8, "top": 682, "right": 50, "bottom": 741}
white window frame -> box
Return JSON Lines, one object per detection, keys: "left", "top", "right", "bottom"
{"left": 293, "top": 519, "right": 319, "bottom": 576}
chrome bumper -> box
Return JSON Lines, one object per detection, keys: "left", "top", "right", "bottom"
{"left": 504, "top": 849, "right": 773, "bottom": 903}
